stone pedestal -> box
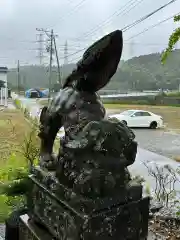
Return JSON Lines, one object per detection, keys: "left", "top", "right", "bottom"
{"left": 19, "top": 214, "right": 53, "bottom": 240}
{"left": 25, "top": 166, "right": 150, "bottom": 240}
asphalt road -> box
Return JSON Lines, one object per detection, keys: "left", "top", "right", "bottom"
{"left": 134, "top": 128, "right": 180, "bottom": 159}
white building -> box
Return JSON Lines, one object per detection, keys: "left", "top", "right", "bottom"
{"left": 0, "top": 67, "right": 8, "bottom": 107}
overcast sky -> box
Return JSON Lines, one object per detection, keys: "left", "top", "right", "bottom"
{"left": 0, "top": 0, "right": 179, "bottom": 67}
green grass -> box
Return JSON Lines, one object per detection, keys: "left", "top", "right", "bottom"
{"left": 104, "top": 103, "right": 126, "bottom": 109}
{"left": 0, "top": 109, "right": 31, "bottom": 222}
{"left": 0, "top": 195, "right": 11, "bottom": 221}
{"left": 165, "top": 91, "right": 180, "bottom": 97}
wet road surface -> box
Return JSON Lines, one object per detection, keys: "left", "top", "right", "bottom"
{"left": 134, "top": 128, "right": 180, "bottom": 159}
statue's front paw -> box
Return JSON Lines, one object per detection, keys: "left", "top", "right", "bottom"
{"left": 39, "top": 153, "right": 57, "bottom": 171}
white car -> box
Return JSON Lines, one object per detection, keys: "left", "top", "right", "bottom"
{"left": 109, "top": 110, "right": 163, "bottom": 129}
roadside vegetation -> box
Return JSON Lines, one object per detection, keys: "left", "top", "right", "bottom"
{"left": 0, "top": 99, "right": 61, "bottom": 223}
{"left": 165, "top": 91, "right": 180, "bottom": 97}
{"left": 0, "top": 108, "right": 39, "bottom": 222}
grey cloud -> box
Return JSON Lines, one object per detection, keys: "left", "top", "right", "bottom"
{"left": 0, "top": 0, "right": 179, "bottom": 67}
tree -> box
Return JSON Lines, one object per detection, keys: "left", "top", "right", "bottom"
{"left": 161, "top": 15, "right": 180, "bottom": 63}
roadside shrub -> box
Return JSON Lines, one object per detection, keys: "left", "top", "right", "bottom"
{"left": 0, "top": 122, "right": 39, "bottom": 222}
{"left": 166, "top": 91, "right": 180, "bottom": 97}
{"left": 0, "top": 153, "right": 28, "bottom": 222}
{"left": 14, "top": 99, "right": 21, "bottom": 109}
{"left": 24, "top": 108, "right": 30, "bottom": 119}
{"left": 143, "top": 162, "right": 179, "bottom": 207}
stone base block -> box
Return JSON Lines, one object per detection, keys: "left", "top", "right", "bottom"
{"left": 19, "top": 214, "right": 53, "bottom": 240}
{"left": 27, "top": 167, "right": 150, "bottom": 240}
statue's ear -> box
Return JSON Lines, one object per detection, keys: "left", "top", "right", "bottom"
{"left": 40, "top": 106, "right": 48, "bottom": 124}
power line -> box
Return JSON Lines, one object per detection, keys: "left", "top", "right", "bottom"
{"left": 68, "top": 55, "right": 82, "bottom": 64}
{"left": 67, "top": 9, "right": 179, "bottom": 61}
{"left": 59, "top": 46, "right": 86, "bottom": 60}
{"left": 122, "top": 0, "right": 178, "bottom": 32}
{"left": 125, "top": 11, "right": 180, "bottom": 41}
{"left": 52, "top": 0, "right": 87, "bottom": 28}
{"left": 73, "top": 0, "right": 177, "bottom": 42}
{"left": 55, "top": 41, "right": 170, "bottom": 53}
{"left": 65, "top": 42, "right": 170, "bottom": 47}
{"left": 75, "top": 0, "right": 145, "bottom": 41}
{"left": 62, "top": 0, "right": 179, "bottom": 60}
{"left": 67, "top": 40, "right": 169, "bottom": 64}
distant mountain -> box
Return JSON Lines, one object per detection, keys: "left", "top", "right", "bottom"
{"left": 7, "top": 49, "right": 180, "bottom": 91}
{"left": 7, "top": 64, "right": 76, "bottom": 90}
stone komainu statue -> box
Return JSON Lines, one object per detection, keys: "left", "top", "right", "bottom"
{"left": 6, "top": 30, "right": 149, "bottom": 240}
{"left": 38, "top": 30, "right": 137, "bottom": 198}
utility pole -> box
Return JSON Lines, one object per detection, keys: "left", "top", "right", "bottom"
{"left": 17, "top": 60, "right": 20, "bottom": 94}
{"left": 36, "top": 32, "right": 45, "bottom": 65}
{"left": 53, "top": 36, "right": 62, "bottom": 87}
{"left": 23, "top": 75, "right": 26, "bottom": 90}
{"left": 129, "top": 40, "right": 134, "bottom": 59}
{"left": 64, "top": 40, "right": 68, "bottom": 65}
{"left": 48, "top": 29, "right": 53, "bottom": 102}
{"left": 36, "top": 27, "right": 61, "bottom": 98}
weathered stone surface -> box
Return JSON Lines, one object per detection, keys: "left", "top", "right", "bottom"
{"left": 19, "top": 214, "right": 52, "bottom": 240}
{"left": 27, "top": 166, "right": 150, "bottom": 240}
{"left": 19, "top": 29, "right": 150, "bottom": 240}
{"left": 30, "top": 163, "right": 142, "bottom": 214}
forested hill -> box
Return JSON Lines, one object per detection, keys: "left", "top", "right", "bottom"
{"left": 7, "top": 49, "right": 180, "bottom": 91}
{"left": 7, "top": 63, "right": 76, "bottom": 90}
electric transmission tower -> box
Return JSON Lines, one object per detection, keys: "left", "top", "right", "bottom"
{"left": 64, "top": 40, "right": 68, "bottom": 65}
{"left": 129, "top": 40, "right": 134, "bottom": 59}
{"left": 36, "top": 31, "right": 45, "bottom": 65}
